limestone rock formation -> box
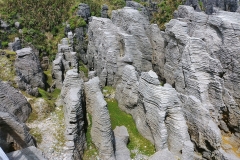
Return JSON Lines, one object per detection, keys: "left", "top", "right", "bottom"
{"left": 84, "top": 77, "right": 115, "bottom": 160}
{"left": 15, "top": 47, "right": 45, "bottom": 96}
{"left": 149, "top": 148, "right": 175, "bottom": 160}
{"left": 77, "top": 3, "right": 91, "bottom": 21}
{"left": 10, "top": 37, "right": 22, "bottom": 51}
{"left": 87, "top": 7, "right": 154, "bottom": 87}
{"left": 116, "top": 67, "right": 194, "bottom": 159}
{"left": 0, "top": 81, "right": 35, "bottom": 153}
{"left": 7, "top": 146, "right": 47, "bottom": 160}
{"left": 60, "top": 69, "right": 86, "bottom": 160}
{"left": 185, "top": 0, "right": 239, "bottom": 14}
{"left": 114, "top": 126, "right": 131, "bottom": 160}
{"left": 101, "top": 5, "right": 109, "bottom": 18}
{"left": 53, "top": 38, "right": 78, "bottom": 89}
{"left": 157, "top": 5, "right": 240, "bottom": 159}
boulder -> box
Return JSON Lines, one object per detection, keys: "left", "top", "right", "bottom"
{"left": 15, "top": 47, "right": 45, "bottom": 96}
{"left": 149, "top": 149, "right": 175, "bottom": 160}
{"left": 84, "top": 77, "right": 115, "bottom": 160}
{"left": 11, "top": 37, "right": 22, "bottom": 51}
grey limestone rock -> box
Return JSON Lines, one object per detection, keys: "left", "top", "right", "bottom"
{"left": 160, "top": 5, "right": 240, "bottom": 159}
{"left": 126, "top": 1, "right": 149, "bottom": 19}
{"left": 7, "top": 146, "right": 46, "bottom": 160}
{"left": 77, "top": 3, "right": 91, "bottom": 21}
{"left": 114, "top": 126, "right": 131, "bottom": 160}
{"left": 53, "top": 38, "right": 79, "bottom": 89}
{"left": 84, "top": 77, "right": 115, "bottom": 160}
{"left": 15, "top": 47, "right": 45, "bottom": 96}
{"left": 116, "top": 67, "right": 194, "bottom": 159}
{"left": 60, "top": 69, "right": 86, "bottom": 160}
{"left": 185, "top": 0, "right": 239, "bottom": 14}
{"left": 11, "top": 37, "right": 22, "bottom": 51}
{"left": 101, "top": 5, "right": 109, "bottom": 18}
{"left": 87, "top": 7, "right": 154, "bottom": 87}
{"left": 0, "top": 81, "right": 35, "bottom": 153}
{"left": 149, "top": 148, "right": 175, "bottom": 160}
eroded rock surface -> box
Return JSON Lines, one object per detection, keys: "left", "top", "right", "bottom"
{"left": 84, "top": 77, "right": 115, "bottom": 160}
{"left": 114, "top": 126, "right": 131, "bottom": 160}
{"left": 60, "top": 69, "right": 86, "bottom": 160}
{"left": 0, "top": 81, "right": 34, "bottom": 153}
{"left": 157, "top": 5, "right": 240, "bottom": 159}
{"left": 87, "top": 7, "right": 154, "bottom": 87}
{"left": 15, "top": 47, "right": 45, "bottom": 96}
{"left": 116, "top": 68, "right": 193, "bottom": 159}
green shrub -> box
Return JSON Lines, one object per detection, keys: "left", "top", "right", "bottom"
{"left": 1, "top": 41, "right": 8, "bottom": 48}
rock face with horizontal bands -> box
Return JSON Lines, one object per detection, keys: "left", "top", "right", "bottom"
{"left": 114, "top": 126, "right": 131, "bottom": 160}
{"left": 0, "top": 81, "right": 34, "bottom": 153}
{"left": 159, "top": 5, "right": 240, "bottom": 159}
{"left": 84, "top": 77, "right": 115, "bottom": 160}
{"left": 87, "top": 6, "right": 154, "bottom": 87}
{"left": 60, "top": 69, "right": 86, "bottom": 160}
{"left": 53, "top": 38, "right": 78, "bottom": 89}
{"left": 116, "top": 67, "right": 194, "bottom": 159}
{"left": 15, "top": 47, "right": 45, "bottom": 96}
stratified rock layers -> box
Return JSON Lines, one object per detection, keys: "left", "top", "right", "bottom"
{"left": 15, "top": 47, "right": 45, "bottom": 96}
{"left": 84, "top": 77, "right": 115, "bottom": 160}
{"left": 0, "top": 81, "right": 34, "bottom": 153}
{"left": 60, "top": 69, "right": 86, "bottom": 160}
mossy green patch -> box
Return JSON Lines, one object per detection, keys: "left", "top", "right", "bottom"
{"left": 107, "top": 99, "right": 155, "bottom": 157}
{"left": 30, "top": 127, "right": 43, "bottom": 144}
{"left": 83, "top": 113, "right": 98, "bottom": 159}
{"left": 79, "top": 61, "right": 88, "bottom": 77}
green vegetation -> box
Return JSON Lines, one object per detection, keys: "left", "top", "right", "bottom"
{"left": 83, "top": 113, "right": 98, "bottom": 159}
{"left": 0, "top": 50, "right": 16, "bottom": 84}
{"left": 30, "top": 127, "right": 43, "bottom": 144}
{"left": 79, "top": 61, "right": 88, "bottom": 77}
{"left": 53, "top": 105, "right": 66, "bottom": 151}
{"left": 151, "top": 0, "right": 183, "bottom": 30}
{"left": 103, "top": 86, "right": 155, "bottom": 158}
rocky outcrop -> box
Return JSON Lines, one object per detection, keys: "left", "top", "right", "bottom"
{"left": 87, "top": 7, "right": 154, "bottom": 87}
{"left": 77, "top": 3, "right": 91, "bottom": 21}
{"left": 101, "top": 5, "right": 109, "bottom": 18}
{"left": 155, "top": 5, "right": 240, "bottom": 159}
{"left": 60, "top": 69, "right": 86, "bottom": 160}
{"left": 116, "top": 67, "right": 194, "bottom": 159}
{"left": 0, "top": 81, "right": 35, "bottom": 153}
{"left": 185, "top": 0, "right": 239, "bottom": 14}
{"left": 84, "top": 77, "right": 115, "bottom": 160}
{"left": 52, "top": 38, "right": 78, "bottom": 89}
{"left": 9, "top": 37, "right": 22, "bottom": 51}
{"left": 114, "top": 126, "right": 131, "bottom": 160}
{"left": 15, "top": 47, "right": 45, "bottom": 96}
{"left": 149, "top": 148, "right": 175, "bottom": 160}
{"left": 7, "top": 146, "right": 46, "bottom": 160}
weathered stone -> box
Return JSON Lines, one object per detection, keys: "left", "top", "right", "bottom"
{"left": 11, "top": 37, "right": 22, "bottom": 51}
{"left": 77, "top": 3, "right": 91, "bottom": 21}
{"left": 84, "top": 77, "right": 115, "bottom": 160}
{"left": 149, "top": 148, "right": 175, "bottom": 160}
{"left": 116, "top": 67, "right": 194, "bottom": 159}
{"left": 87, "top": 7, "right": 153, "bottom": 87}
{"left": 0, "top": 81, "right": 35, "bottom": 153}
{"left": 101, "top": 5, "right": 108, "bottom": 18}
{"left": 7, "top": 146, "right": 46, "bottom": 160}
{"left": 60, "top": 69, "right": 86, "bottom": 160}
{"left": 15, "top": 47, "right": 45, "bottom": 96}
{"left": 114, "top": 126, "right": 131, "bottom": 160}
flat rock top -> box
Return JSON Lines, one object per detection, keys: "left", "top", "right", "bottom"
{"left": 16, "top": 47, "right": 32, "bottom": 57}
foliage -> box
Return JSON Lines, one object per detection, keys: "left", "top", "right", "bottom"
{"left": 0, "top": 50, "right": 16, "bottom": 83}
{"left": 83, "top": 113, "right": 99, "bottom": 159}
{"left": 151, "top": 0, "right": 183, "bottom": 30}
{"left": 30, "top": 127, "right": 43, "bottom": 144}
{"left": 79, "top": 61, "right": 88, "bottom": 77}
{"left": 103, "top": 86, "right": 155, "bottom": 158}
